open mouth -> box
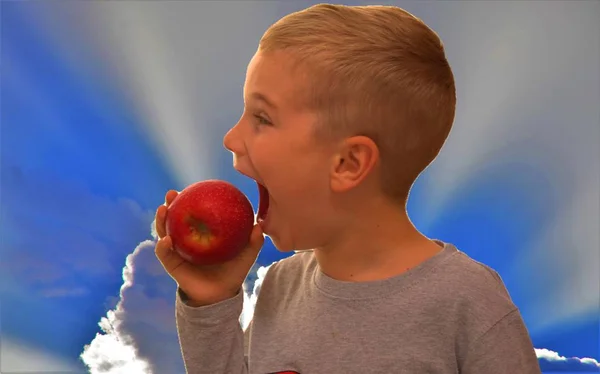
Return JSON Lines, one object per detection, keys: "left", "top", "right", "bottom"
{"left": 257, "top": 182, "right": 270, "bottom": 223}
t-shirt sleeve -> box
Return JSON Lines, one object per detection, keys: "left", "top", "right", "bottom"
{"left": 175, "top": 287, "right": 248, "bottom": 374}
{"left": 461, "top": 309, "right": 541, "bottom": 374}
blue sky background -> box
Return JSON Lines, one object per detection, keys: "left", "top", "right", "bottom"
{"left": 1, "top": 1, "right": 598, "bottom": 373}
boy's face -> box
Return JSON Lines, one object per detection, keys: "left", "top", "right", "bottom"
{"left": 223, "top": 51, "right": 339, "bottom": 252}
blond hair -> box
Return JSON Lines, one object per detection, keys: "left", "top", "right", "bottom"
{"left": 259, "top": 4, "right": 456, "bottom": 203}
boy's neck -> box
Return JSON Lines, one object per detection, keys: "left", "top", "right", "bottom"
{"left": 314, "top": 197, "right": 442, "bottom": 283}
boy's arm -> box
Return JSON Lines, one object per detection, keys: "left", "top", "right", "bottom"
{"left": 462, "top": 309, "right": 541, "bottom": 374}
{"left": 176, "top": 287, "right": 248, "bottom": 374}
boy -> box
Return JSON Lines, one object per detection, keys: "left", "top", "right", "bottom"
{"left": 155, "top": 4, "right": 541, "bottom": 374}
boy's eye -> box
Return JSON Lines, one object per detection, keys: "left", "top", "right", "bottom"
{"left": 253, "top": 114, "right": 272, "bottom": 126}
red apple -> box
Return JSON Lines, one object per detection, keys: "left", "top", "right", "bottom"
{"left": 165, "top": 179, "right": 255, "bottom": 265}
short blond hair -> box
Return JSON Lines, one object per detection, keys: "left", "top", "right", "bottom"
{"left": 259, "top": 4, "right": 456, "bottom": 203}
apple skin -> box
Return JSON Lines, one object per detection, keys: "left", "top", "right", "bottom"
{"left": 165, "top": 180, "right": 255, "bottom": 265}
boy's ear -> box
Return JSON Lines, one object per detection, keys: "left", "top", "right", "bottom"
{"left": 330, "top": 135, "right": 379, "bottom": 193}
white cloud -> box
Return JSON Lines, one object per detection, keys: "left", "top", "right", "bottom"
{"left": 241, "top": 263, "right": 274, "bottom": 330}
{"left": 536, "top": 347, "right": 600, "bottom": 369}
{"left": 82, "top": 215, "right": 275, "bottom": 373}
{"left": 81, "top": 240, "right": 157, "bottom": 374}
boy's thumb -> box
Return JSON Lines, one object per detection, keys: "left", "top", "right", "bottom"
{"left": 237, "top": 224, "right": 265, "bottom": 266}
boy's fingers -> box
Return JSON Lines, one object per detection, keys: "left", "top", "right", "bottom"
{"left": 155, "top": 236, "right": 182, "bottom": 272}
{"left": 237, "top": 224, "right": 265, "bottom": 267}
{"left": 249, "top": 224, "right": 265, "bottom": 250}
{"left": 155, "top": 205, "right": 167, "bottom": 239}
{"left": 165, "top": 190, "right": 178, "bottom": 206}
{"left": 154, "top": 235, "right": 172, "bottom": 261}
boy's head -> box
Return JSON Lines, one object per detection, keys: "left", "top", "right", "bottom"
{"left": 223, "top": 4, "right": 456, "bottom": 252}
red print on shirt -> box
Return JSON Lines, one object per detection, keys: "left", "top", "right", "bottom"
{"left": 269, "top": 371, "right": 300, "bottom": 374}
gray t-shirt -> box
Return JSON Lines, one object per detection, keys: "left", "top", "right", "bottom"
{"left": 176, "top": 242, "right": 541, "bottom": 374}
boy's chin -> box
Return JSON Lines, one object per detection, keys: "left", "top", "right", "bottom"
{"left": 273, "top": 242, "right": 297, "bottom": 253}
{"left": 273, "top": 242, "right": 314, "bottom": 254}
{"left": 270, "top": 236, "right": 301, "bottom": 253}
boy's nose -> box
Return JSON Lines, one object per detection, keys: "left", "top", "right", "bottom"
{"left": 223, "top": 126, "right": 243, "bottom": 155}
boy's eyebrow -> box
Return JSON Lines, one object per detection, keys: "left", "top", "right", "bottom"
{"left": 248, "top": 92, "right": 278, "bottom": 110}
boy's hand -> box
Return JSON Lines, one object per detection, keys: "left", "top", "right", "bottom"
{"left": 154, "top": 190, "right": 264, "bottom": 306}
